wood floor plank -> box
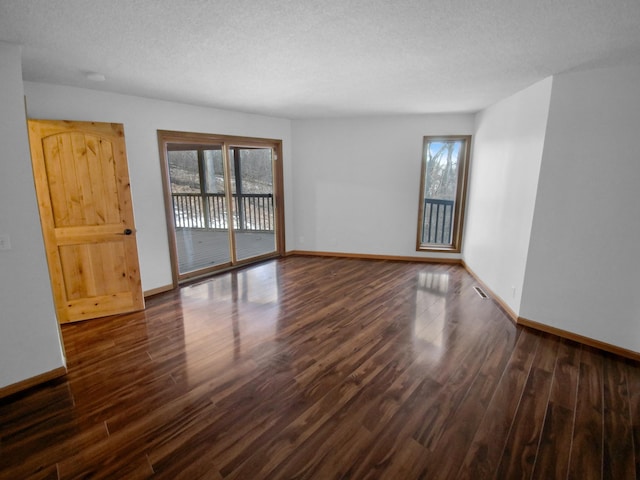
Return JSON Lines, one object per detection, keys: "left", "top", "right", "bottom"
{"left": 457, "top": 327, "right": 541, "bottom": 479}
{"left": 219, "top": 334, "right": 409, "bottom": 478}
{"left": 414, "top": 323, "right": 520, "bottom": 479}
{"left": 1, "top": 256, "right": 639, "bottom": 479}
{"left": 267, "top": 414, "right": 371, "bottom": 479}
{"left": 625, "top": 358, "right": 640, "bottom": 478}
{"left": 411, "top": 317, "right": 504, "bottom": 450}
{"left": 56, "top": 394, "right": 216, "bottom": 479}
{"left": 338, "top": 375, "right": 444, "bottom": 480}
{"left": 495, "top": 333, "right": 558, "bottom": 479}
{"left": 531, "top": 338, "right": 582, "bottom": 480}
{"left": 568, "top": 346, "right": 605, "bottom": 480}
{"left": 602, "top": 354, "right": 635, "bottom": 479}
{"left": 149, "top": 369, "right": 306, "bottom": 475}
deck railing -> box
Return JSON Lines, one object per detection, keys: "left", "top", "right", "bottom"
{"left": 423, "top": 198, "right": 454, "bottom": 244}
{"left": 175, "top": 194, "right": 452, "bottom": 240}
{"left": 172, "top": 193, "right": 274, "bottom": 232}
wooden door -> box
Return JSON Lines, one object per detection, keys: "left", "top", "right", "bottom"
{"left": 28, "top": 120, "right": 144, "bottom": 323}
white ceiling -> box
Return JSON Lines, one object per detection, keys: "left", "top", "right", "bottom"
{"left": 1, "top": 0, "right": 640, "bottom": 118}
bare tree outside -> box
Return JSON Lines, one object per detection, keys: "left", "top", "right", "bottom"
{"left": 168, "top": 148, "right": 272, "bottom": 194}
{"left": 418, "top": 136, "right": 471, "bottom": 250}
{"left": 424, "top": 140, "right": 460, "bottom": 200}
{"left": 167, "top": 145, "right": 275, "bottom": 232}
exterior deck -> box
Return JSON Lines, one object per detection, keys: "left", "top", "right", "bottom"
{"left": 175, "top": 228, "right": 276, "bottom": 273}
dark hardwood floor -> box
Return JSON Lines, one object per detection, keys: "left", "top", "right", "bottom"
{"left": 1, "top": 256, "right": 639, "bottom": 479}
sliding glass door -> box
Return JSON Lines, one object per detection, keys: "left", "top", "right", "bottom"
{"left": 159, "top": 131, "right": 284, "bottom": 282}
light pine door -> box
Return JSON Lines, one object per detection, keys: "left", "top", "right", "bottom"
{"left": 28, "top": 120, "right": 144, "bottom": 323}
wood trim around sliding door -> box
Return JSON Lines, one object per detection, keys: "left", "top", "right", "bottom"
{"left": 157, "top": 130, "right": 286, "bottom": 287}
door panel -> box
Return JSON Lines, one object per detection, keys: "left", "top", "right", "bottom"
{"left": 167, "top": 145, "right": 232, "bottom": 274}
{"left": 229, "top": 146, "right": 277, "bottom": 261}
{"left": 28, "top": 120, "right": 144, "bottom": 323}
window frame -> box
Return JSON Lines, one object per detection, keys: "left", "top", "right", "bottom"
{"left": 416, "top": 135, "right": 472, "bottom": 253}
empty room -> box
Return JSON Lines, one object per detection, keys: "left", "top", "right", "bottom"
{"left": 1, "top": 1, "right": 640, "bottom": 478}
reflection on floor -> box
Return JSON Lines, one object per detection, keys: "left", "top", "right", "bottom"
{"left": 175, "top": 228, "right": 276, "bottom": 273}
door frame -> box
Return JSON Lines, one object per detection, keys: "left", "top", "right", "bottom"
{"left": 157, "top": 130, "right": 286, "bottom": 286}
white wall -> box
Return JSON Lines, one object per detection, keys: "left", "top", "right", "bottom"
{"left": 0, "top": 44, "right": 65, "bottom": 388}
{"left": 24, "top": 82, "right": 293, "bottom": 292}
{"left": 291, "top": 115, "right": 474, "bottom": 258}
{"left": 463, "top": 78, "right": 553, "bottom": 314}
{"left": 521, "top": 65, "right": 640, "bottom": 352}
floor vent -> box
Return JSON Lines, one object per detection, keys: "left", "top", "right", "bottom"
{"left": 473, "top": 286, "right": 488, "bottom": 299}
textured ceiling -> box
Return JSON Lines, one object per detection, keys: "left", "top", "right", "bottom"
{"left": 1, "top": 0, "right": 640, "bottom": 118}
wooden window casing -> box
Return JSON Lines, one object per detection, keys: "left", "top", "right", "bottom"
{"left": 416, "top": 135, "right": 471, "bottom": 253}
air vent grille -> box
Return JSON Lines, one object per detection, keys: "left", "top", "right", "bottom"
{"left": 473, "top": 286, "right": 488, "bottom": 299}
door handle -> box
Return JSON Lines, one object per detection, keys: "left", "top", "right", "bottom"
{"left": 123, "top": 228, "right": 133, "bottom": 235}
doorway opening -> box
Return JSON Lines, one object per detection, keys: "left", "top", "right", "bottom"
{"left": 158, "top": 130, "right": 285, "bottom": 284}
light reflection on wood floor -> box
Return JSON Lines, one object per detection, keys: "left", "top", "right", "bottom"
{"left": 1, "top": 256, "right": 638, "bottom": 479}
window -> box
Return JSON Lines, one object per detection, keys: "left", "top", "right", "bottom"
{"left": 417, "top": 135, "right": 471, "bottom": 252}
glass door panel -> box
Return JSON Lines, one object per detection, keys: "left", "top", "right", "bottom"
{"left": 228, "top": 146, "right": 277, "bottom": 261}
{"left": 167, "top": 144, "right": 231, "bottom": 274}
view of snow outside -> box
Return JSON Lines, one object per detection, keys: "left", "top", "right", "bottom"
{"left": 168, "top": 148, "right": 274, "bottom": 231}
